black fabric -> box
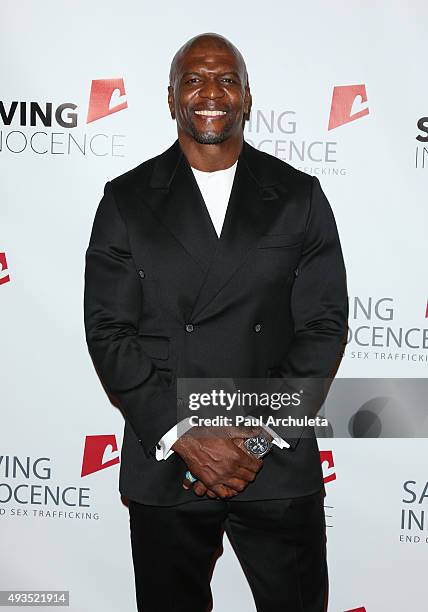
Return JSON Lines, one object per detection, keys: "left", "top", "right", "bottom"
{"left": 128, "top": 492, "right": 328, "bottom": 612}
{"left": 83, "top": 138, "right": 348, "bottom": 505}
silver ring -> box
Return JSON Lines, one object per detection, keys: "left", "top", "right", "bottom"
{"left": 185, "top": 470, "right": 198, "bottom": 483}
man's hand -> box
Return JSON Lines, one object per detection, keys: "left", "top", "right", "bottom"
{"left": 172, "top": 426, "right": 263, "bottom": 499}
{"left": 183, "top": 430, "right": 274, "bottom": 498}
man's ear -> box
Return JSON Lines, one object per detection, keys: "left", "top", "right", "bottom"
{"left": 167, "top": 85, "right": 176, "bottom": 119}
{"left": 244, "top": 89, "right": 252, "bottom": 122}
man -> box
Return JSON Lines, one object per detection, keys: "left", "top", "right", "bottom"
{"left": 84, "top": 32, "right": 348, "bottom": 612}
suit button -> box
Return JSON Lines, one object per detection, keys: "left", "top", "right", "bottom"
{"left": 138, "top": 269, "right": 145, "bottom": 279}
{"left": 185, "top": 323, "right": 194, "bottom": 332}
{"left": 254, "top": 323, "right": 262, "bottom": 332}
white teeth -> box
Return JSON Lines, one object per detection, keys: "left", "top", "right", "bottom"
{"left": 194, "top": 110, "right": 227, "bottom": 116}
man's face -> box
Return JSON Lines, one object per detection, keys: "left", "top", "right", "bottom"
{"left": 168, "top": 42, "right": 251, "bottom": 145}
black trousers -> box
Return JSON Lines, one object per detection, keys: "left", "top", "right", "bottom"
{"left": 128, "top": 491, "right": 328, "bottom": 612}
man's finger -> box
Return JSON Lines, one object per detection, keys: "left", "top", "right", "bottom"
{"left": 193, "top": 481, "right": 208, "bottom": 496}
{"left": 193, "top": 482, "right": 222, "bottom": 499}
{"left": 210, "top": 484, "right": 238, "bottom": 498}
{"left": 232, "top": 465, "right": 259, "bottom": 482}
{"left": 222, "top": 477, "right": 250, "bottom": 493}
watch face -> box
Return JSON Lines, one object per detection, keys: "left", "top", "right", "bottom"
{"left": 245, "top": 436, "right": 270, "bottom": 456}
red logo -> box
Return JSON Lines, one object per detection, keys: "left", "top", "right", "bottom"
{"left": 86, "top": 79, "right": 128, "bottom": 124}
{"left": 344, "top": 608, "right": 366, "bottom": 612}
{"left": 0, "top": 252, "right": 10, "bottom": 285}
{"left": 320, "top": 450, "right": 336, "bottom": 484}
{"left": 328, "top": 84, "right": 369, "bottom": 130}
{"left": 425, "top": 299, "right": 428, "bottom": 318}
{"left": 81, "top": 434, "right": 120, "bottom": 477}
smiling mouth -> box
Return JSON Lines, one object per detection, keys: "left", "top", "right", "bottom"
{"left": 194, "top": 110, "right": 227, "bottom": 117}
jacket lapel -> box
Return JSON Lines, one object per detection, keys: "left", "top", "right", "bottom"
{"left": 143, "top": 140, "right": 218, "bottom": 272}
{"left": 189, "top": 141, "right": 285, "bottom": 321}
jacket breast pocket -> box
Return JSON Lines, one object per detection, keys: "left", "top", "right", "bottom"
{"left": 138, "top": 333, "right": 170, "bottom": 360}
{"left": 257, "top": 232, "right": 304, "bottom": 249}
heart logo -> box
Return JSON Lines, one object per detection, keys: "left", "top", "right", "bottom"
{"left": 109, "top": 88, "right": 128, "bottom": 112}
{"left": 102, "top": 443, "right": 119, "bottom": 466}
{"left": 86, "top": 78, "right": 128, "bottom": 124}
{"left": 328, "top": 84, "right": 369, "bottom": 130}
{"left": 350, "top": 94, "right": 368, "bottom": 120}
{"left": 81, "top": 434, "right": 120, "bottom": 476}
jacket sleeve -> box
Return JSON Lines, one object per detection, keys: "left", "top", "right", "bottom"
{"left": 266, "top": 175, "right": 349, "bottom": 448}
{"left": 83, "top": 181, "right": 177, "bottom": 458}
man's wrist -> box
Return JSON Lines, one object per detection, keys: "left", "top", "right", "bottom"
{"left": 260, "top": 428, "right": 273, "bottom": 443}
{"left": 172, "top": 431, "right": 197, "bottom": 455}
{"left": 171, "top": 436, "right": 186, "bottom": 453}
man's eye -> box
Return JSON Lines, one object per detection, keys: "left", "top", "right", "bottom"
{"left": 186, "top": 78, "right": 200, "bottom": 84}
{"left": 221, "top": 78, "right": 235, "bottom": 84}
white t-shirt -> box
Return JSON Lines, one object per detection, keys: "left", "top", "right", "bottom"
{"left": 191, "top": 160, "right": 238, "bottom": 237}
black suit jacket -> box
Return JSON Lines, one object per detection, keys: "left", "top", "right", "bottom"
{"left": 84, "top": 138, "right": 348, "bottom": 505}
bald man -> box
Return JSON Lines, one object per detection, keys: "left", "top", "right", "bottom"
{"left": 84, "top": 32, "right": 348, "bottom": 612}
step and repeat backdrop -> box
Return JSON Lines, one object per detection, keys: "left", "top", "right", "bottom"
{"left": 1, "top": 1, "right": 427, "bottom": 610}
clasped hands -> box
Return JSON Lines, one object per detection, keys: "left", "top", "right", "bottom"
{"left": 172, "top": 425, "right": 269, "bottom": 499}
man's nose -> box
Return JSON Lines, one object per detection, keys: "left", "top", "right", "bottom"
{"left": 198, "top": 78, "right": 225, "bottom": 99}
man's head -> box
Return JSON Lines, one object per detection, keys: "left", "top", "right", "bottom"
{"left": 168, "top": 33, "right": 252, "bottom": 146}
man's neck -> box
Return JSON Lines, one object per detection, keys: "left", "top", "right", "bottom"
{"left": 177, "top": 132, "right": 243, "bottom": 172}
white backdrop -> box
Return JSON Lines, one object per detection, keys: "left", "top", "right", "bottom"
{"left": 1, "top": 1, "right": 427, "bottom": 610}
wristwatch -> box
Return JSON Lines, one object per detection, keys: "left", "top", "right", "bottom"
{"left": 244, "top": 435, "right": 273, "bottom": 459}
